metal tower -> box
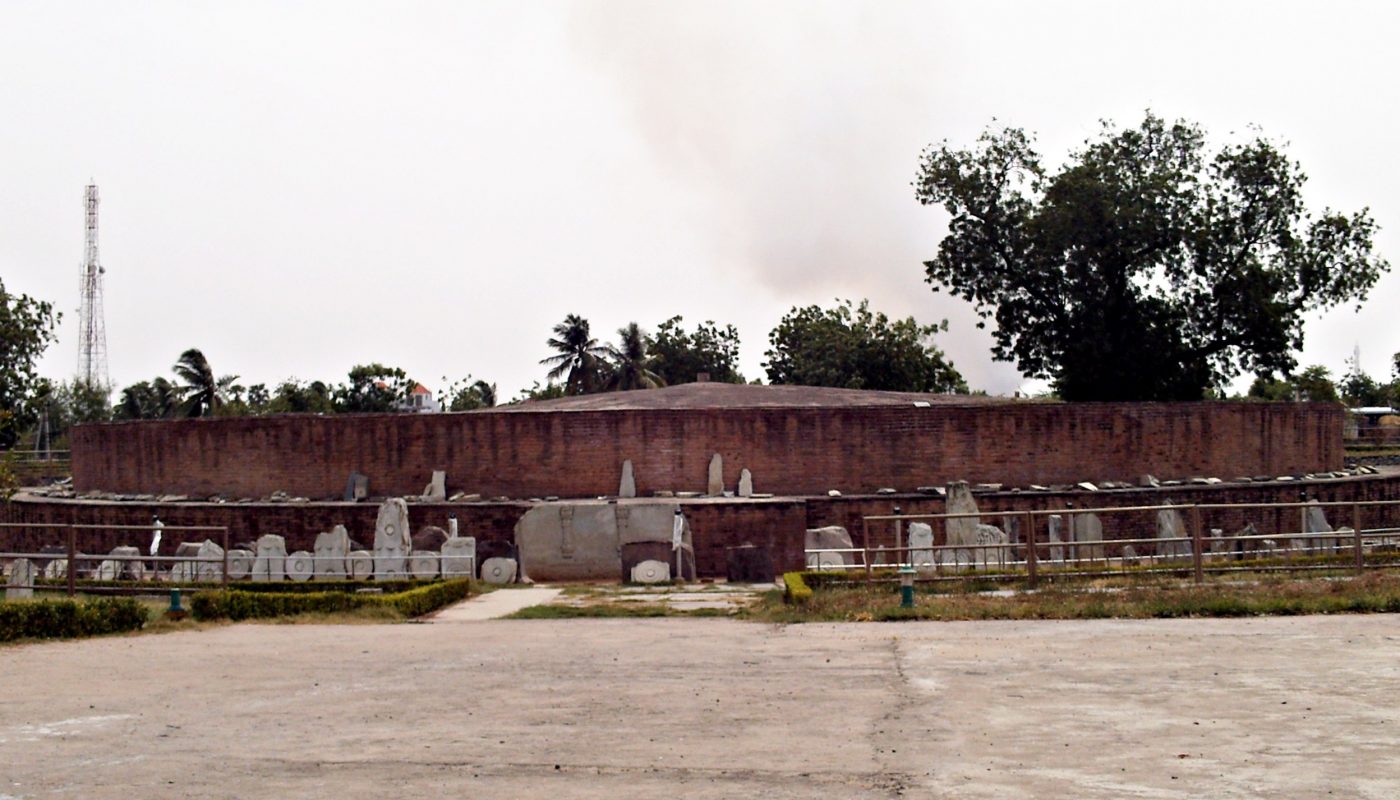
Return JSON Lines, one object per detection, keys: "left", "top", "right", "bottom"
{"left": 77, "top": 183, "right": 109, "bottom": 389}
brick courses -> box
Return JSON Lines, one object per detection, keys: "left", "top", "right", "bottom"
{"left": 70, "top": 388, "right": 1343, "bottom": 500}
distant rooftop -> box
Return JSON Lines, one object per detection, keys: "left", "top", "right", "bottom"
{"left": 491, "top": 382, "right": 1013, "bottom": 412}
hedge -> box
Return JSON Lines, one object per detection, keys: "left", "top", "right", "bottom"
{"left": 191, "top": 578, "right": 472, "bottom": 621}
{"left": 783, "top": 572, "right": 813, "bottom": 605}
{"left": 37, "top": 578, "right": 435, "bottom": 594}
{"left": 0, "top": 597, "right": 148, "bottom": 643}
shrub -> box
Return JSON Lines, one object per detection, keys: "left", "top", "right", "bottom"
{"left": 191, "top": 578, "right": 472, "bottom": 621}
{"left": 0, "top": 597, "right": 148, "bottom": 642}
{"left": 783, "top": 572, "right": 812, "bottom": 605}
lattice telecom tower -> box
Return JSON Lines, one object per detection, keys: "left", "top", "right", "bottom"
{"left": 77, "top": 183, "right": 109, "bottom": 389}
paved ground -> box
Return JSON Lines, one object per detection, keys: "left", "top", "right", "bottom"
{"left": 3, "top": 615, "right": 1399, "bottom": 798}
{"left": 431, "top": 587, "right": 562, "bottom": 621}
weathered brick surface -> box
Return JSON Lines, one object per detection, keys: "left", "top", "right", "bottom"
{"left": 70, "top": 401, "right": 1343, "bottom": 500}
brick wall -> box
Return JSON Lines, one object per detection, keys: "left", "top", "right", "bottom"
{"left": 70, "top": 402, "right": 1343, "bottom": 500}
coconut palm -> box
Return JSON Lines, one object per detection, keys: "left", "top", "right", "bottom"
{"left": 605, "top": 322, "right": 665, "bottom": 391}
{"left": 470, "top": 379, "right": 497, "bottom": 408}
{"left": 173, "top": 348, "right": 236, "bottom": 417}
{"left": 540, "top": 314, "right": 609, "bottom": 395}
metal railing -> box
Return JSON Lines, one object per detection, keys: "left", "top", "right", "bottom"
{"left": 1, "top": 523, "right": 229, "bottom": 596}
{"left": 827, "top": 498, "right": 1400, "bottom": 588}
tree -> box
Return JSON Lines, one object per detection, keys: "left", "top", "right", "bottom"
{"left": 441, "top": 377, "right": 498, "bottom": 411}
{"left": 648, "top": 316, "right": 744, "bottom": 385}
{"left": 1339, "top": 356, "right": 1390, "bottom": 407}
{"left": 173, "top": 348, "right": 237, "bottom": 417}
{"left": 333, "top": 364, "right": 413, "bottom": 413}
{"left": 266, "top": 379, "right": 334, "bottom": 414}
{"left": 1246, "top": 365, "right": 1339, "bottom": 403}
{"left": 540, "top": 314, "right": 609, "bottom": 395}
{"left": 513, "top": 381, "right": 567, "bottom": 403}
{"left": 0, "top": 279, "right": 60, "bottom": 448}
{"left": 915, "top": 112, "right": 1389, "bottom": 401}
{"left": 115, "top": 377, "right": 184, "bottom": 420}
{"left": 605, "top": 323, "right": 665, "bottom": 391}
{"left": 763, "top": 299, "right": 967, "bottom": 392}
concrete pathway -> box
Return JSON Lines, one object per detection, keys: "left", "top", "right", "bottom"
{"left": 431, "top": 587, "right": 562, "bottom": 621}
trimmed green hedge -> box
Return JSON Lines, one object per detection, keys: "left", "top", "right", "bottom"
{"left": 191, "top": 578, "right": 472, "bottom": 621}
{"left": 37, "top": 578, "right": 435, "bottom": 594}
{"left": 783, "top": 572, "right": 813, "bottom": 605}
{"left": 0, "top": 597, "right": 148, "bottom": 643}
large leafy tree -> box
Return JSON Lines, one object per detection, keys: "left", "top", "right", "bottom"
{"left": 333, "top": 363, "right": 412, "bottom": 413}
{"left": 540, "top": 314, "right": 609, "bottom": 395}
{"left": 648, "top": 316, "right": 744, "bottom": 385}
{"left": 605, "top": 322, "right": 665, "bottom": 391}
{"left": 915, "top": 112, "right": 1389, "bottom": 400}
{"left": 763, "top": 299, "right": 967, "bottom": 393}
{"left": 0, "top": 279, "right": 59, "bottom": 447}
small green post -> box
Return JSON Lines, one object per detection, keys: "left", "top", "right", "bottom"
{"left": 166, "top": 588, "right": 187, "bottom": 620}
{"left": 898, "top": 567, "right": 916, "bottom": 609}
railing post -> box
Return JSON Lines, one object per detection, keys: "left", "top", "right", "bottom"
{"left": 66, "top": 525, "right": 77, "bottom": 598}
{"left": 1353, "top": 503, "right": 1363, "bottom": 574}
{"left": 1024, "top": 511, "right": 1037, "bottom": 589}
{"left": 222, "top": 527, "right": 230, "bottom": 589}
{"left": 862, "top": 517, "right": 872, "bottom": 581}
{"left": 1190, "top": 505, "right": 1204, "bottom": 584}
{"left": 893, "top": 507, "right": 903, "bottom": 570}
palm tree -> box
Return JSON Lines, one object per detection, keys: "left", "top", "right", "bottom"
{"left": 605, "top": 322, "right": 665, "bottom": 391}
{"left": 540, "top": 314, "right": 609, "bottom": 395}
{"left": 173, "top": 348, "right": 236, "bottom": 417}
{"left": 470, "top": 380, "right": 497, "bottom": 408}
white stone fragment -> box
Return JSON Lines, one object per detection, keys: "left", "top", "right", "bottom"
{"left": 440, "top": 537, "right": 477, "bottom": 578}
{"left": 285, "top": 551, "right": 314, "bottom": 582}
{"left": 252, "top": 535, "right": 288, "bottom": 582}
{"left": 707, "top": 453, "right": 724, "bottom": 495}
{"left": 408, "top": 552, "right": 440, "bottom": 579}
{"left": 619, "top": 460, "right": 636, "bottom": 498}
{"left": 630, "top": 559, "right": 671, "bottom": 584}
{"left": 480, "top": 557, "right": 517, "bottom": 585}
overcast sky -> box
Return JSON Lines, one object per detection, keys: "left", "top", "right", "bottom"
{"left": 2, "top": 1, "right": 1396, "bottom": 400}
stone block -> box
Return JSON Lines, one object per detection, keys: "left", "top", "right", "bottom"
{"left": 5, "top": 558, "right": 34, "bottom": 600}
{"left": 408, "top": 552, "right": 439, "bottom": 579}
{"left": 285, "top": 551, "right": 314, "bottom": 582}
{"left": 619, "top": 460, "right": 636, "bottom": 498}
{"left": 422, "top": 470, "right": 447, "bottom": 501}
{"left": 374, "top": 498, "right": 411, "bottom": 580}
{"left": 440, "top": 537, "right": 477, "bottom": 578}
{"left": 344, "top": 472, "right": 369, "bottom": 502}
{"left": 314, "top": 525, "right": 350, "bottom": 579}
{"left": 347, "top": 550, "right": 373, "bottom": 579}
{"left": 707, "top": 453, "right": 723, "bottom": 495}
{"left": 738, "top": 468, "right": 753, "bottom": 498}
{"left": 907, "top": 522, "right": 936, "bottom": 569}
{"left": 252, "top": 535, "right": 287, "bottom": 582}
{"left": 630, "top": 559, "right": 670, "bottom": 584}
{"left": 226, "top": 549, "right": 254, "bottom": 580}
{"left": 805, "top": 525, "right": 855, "bottom": 567}
{"left": 480, "top": 557, "right": 517, "bottom": 585}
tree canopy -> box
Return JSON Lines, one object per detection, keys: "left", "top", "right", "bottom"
{"left": 915, "top": 112, "right": 1389, "bottom": 401}
{"left": 0, "top": 279, "right": 59, "bottom": 447}
{"left": 540, "top": 314, "right": 609, "bottom": 396}
{"left": 763, "top": 299, "right": 967, "bottom": 393}
{"left": 647, "top": 316, "right": 744, "bottom": 385}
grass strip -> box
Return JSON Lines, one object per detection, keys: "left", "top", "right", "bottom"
{"left": 754, "top": 572, "right": 1400, "bottom": 623}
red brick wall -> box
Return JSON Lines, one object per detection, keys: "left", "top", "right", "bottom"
{"left": 70, "top": 403, "right": 1343, "bottom": 501}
